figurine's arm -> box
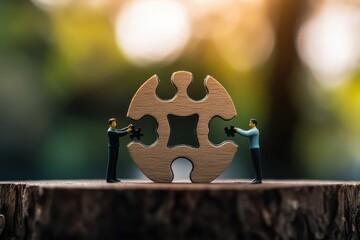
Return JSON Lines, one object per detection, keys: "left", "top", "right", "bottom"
{"left": 119, "top": 124, "right": 133, "bottom": 131}
{"left": 111, "top": 128, "right": 131, "bottom": 137}
{"left": 235, "top": 128, "right": 256, "bottom": 137}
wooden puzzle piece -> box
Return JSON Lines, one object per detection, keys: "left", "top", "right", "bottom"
{"left": 127, "top": 71, "right": 238, "bottom": 183}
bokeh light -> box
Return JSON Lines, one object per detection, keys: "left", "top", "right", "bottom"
{"left": 212, "top": 8, "right": 274, "bottom": 71}
{"left": 115, "top": 0, "right": 191, "bottom": 66}
{"left": 297, "top": 2, "right": 360, "bottom": 88}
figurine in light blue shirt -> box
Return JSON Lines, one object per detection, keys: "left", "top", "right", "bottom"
{"left": 234, "top": 119, "right": 262, "bottom": 184}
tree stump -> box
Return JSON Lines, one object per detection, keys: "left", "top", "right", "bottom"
{"left": 0, "top": 180, "right": 359, "bottom": 239}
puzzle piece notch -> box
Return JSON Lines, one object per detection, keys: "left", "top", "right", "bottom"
{"left": 127, "top": 71, "right": 238, "bottom": 183}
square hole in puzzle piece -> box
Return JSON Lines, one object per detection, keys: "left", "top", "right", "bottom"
{"left": 167, "top": 114, "right": 199, "bottom": 148}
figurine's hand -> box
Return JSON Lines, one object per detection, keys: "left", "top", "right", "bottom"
{"left": 234, "top": 127, "right": 238, "bottom": 130}
{"left": 127, "top": 128, "right": 132, "bottom": 133}
{"left": 128, "top": 124, "right": 133, "bottom": 129}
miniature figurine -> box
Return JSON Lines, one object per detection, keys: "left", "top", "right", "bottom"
{"left": 107, "top": 118, "right": 133, "bottom": 183}
{"left": 231, "top": 119, "right": 262, "bottom": 184}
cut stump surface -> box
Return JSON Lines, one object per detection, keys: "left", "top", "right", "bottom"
{"left": 0, "top": 180, "right": 359, "bottom": 239}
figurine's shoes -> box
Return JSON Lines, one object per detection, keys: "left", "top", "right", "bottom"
{"left": 251, "top": 179, "right": 262, "bottom": 184}
{"left": 106, "top": 179, "right": 119, "bottom": 183}
{"left": 115, "top": 178, "right": 121, "bottom": 182}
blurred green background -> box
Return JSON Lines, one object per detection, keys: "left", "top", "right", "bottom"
{"left": 1, "top": 0, "right": 360, "bottom": 181}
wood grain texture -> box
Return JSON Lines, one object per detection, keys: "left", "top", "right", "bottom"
{"left": 1, "top": 180, "right": 360, "bottom": 239}
{"left": 127, "top": 71, "right": 237, "bottom": 183}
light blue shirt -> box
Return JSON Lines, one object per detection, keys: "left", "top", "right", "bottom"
{"left": 236, "top": 127, "right": 260, "bottom": 149}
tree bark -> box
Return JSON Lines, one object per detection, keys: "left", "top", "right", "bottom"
{"left": 0, "top": 180, "right": 359, "bottom": 239}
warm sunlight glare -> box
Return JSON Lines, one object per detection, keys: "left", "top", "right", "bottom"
{"left": 297, "top": 3, "right": 360, "bottom": 88}
{"left": 115, "top": 0, "right": 190, "bottom": 66}
{"left": 212, "top": 1, "right": 274, "bottom": 72}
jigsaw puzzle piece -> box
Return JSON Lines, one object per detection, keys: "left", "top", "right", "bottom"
{"left": 129, "top": 125, "right": 143, "bottom": 140}
{"left": 225, "top": 126, "right": 236, "bottom": 137}
{"left": 127, "top": 71, "right": 238, "bottom": 183}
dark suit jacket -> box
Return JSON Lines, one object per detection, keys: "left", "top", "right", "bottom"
{"left": 108, "top": 127, "right": 128, "bottom": 148}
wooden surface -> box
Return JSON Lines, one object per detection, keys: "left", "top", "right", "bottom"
{"left": 1, "top": 180, "right": 360, "bottom": 239}
{"left": 127, "top": 71, "right": 237, "bottom": 183}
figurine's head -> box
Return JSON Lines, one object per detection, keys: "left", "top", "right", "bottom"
{"left": 109, "top": 118, "right": 117, "bottom": 128}
{"left": 249, "top": 119, "right": 257, "bottom": 129}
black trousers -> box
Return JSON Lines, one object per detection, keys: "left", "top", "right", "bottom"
{"left": 251, "top": 148, "right": 262, "bottom": 181}
{"left": 107, "top": 147, "right": 119, "bottom": 180}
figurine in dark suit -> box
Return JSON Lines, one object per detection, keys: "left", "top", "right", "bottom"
{"left": 107, "top": 118, "right": 132, "bottom": 183}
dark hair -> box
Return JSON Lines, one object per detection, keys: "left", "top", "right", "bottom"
{"left": 250, "top": 118, "right": 257, "bottom": 126}
{"left": 108, "top": 118, "right": 116, "bottom": 125}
